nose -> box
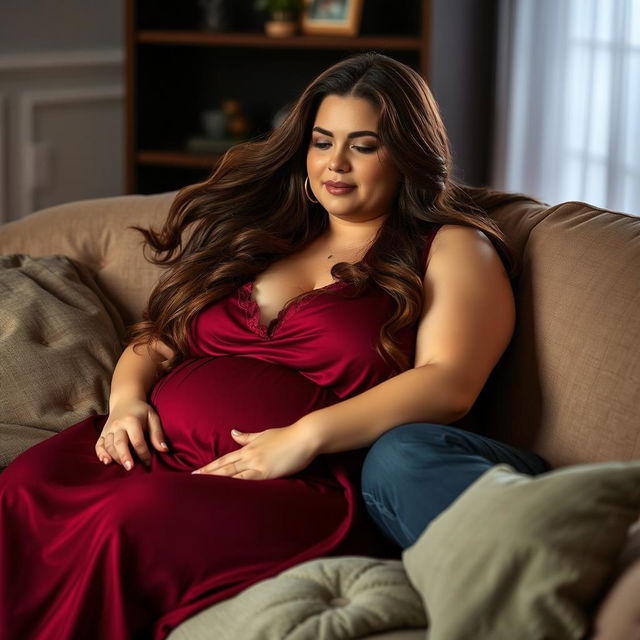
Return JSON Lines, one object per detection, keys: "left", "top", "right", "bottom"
{"left": 329, "top": 146, "right": 350, "bottom": 173}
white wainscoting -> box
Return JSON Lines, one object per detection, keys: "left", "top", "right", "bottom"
{"left": 0, "top": 49, "right": 124, "bottom": 223}
{"left": 18, "top": 85, "right": 123, "bottom": 218}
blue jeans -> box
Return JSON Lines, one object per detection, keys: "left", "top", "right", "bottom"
{"left": 361, "top": 423, "right": 550, "bottom": 549}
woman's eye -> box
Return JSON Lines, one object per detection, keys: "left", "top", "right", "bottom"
{"left": 353, "top": 145, "right": 378, "bottom": 154}
{"left": 311, "top": 141, "right": 378, "bottom": 153}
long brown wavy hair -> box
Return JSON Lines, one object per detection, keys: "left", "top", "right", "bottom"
{"left": 130, "top": 52, "right": 541, "bottom": 373}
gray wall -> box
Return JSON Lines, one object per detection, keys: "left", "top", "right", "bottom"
{"left": 0, "top": 0, "right": 122, "bottom": 53}
{"left": 429, "top": 0, "right": 498, "bottom": 186}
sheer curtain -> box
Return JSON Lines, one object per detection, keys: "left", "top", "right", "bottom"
{"left": 492, "top": 0, "right": 640, "bottom": 214}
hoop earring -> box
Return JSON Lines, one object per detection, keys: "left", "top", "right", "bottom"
{"left": 304, "top": 176, "right": 319, "bottom": 204}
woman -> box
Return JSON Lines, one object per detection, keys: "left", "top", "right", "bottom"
{"left": 0, "top": 53, "right": 548, "bottom": 639}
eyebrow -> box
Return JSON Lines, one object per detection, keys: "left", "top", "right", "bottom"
{"left": 312, "top": 126, "right": 379, "bottom": 139}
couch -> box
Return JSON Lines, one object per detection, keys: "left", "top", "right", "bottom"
{"left": 1, "top": 191, "right": 639, "bottom": 640}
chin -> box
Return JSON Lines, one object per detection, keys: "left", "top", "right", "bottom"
{"left": 324, "top": 208, "right": 358, "bottom": 220}
{"left": 320, "top": 201, "right": 358, "bottom": 216}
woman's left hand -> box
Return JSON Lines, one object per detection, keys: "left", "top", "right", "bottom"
{"left": 191, "top": 423, "right": 317, "bottom": 480}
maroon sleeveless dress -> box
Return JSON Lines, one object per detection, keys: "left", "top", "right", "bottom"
{"left": 0, "top": 230, "right": 439, "bottom": 639}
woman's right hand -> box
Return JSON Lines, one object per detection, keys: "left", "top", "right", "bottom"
{"left": 95, "top": 399, "right": 169, "bottom": 470}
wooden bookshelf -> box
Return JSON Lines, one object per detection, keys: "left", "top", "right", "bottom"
{"left": 136, "top": 150, "right": 221, "bottom": 169}
{"left": 137, "top": 31, "right": 423, "bottom": 51}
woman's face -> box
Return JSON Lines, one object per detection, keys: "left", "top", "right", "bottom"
{"left": 306, "top": 95, "right": 401, "bottom": 224}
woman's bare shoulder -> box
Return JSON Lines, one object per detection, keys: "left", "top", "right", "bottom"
{"left": 428, "top": 223, "right": 498, "bottom": 269}
{"left": 432, "top": 223, "right": 493, "bottom": 245}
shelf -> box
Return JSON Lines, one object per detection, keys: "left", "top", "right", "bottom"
{"left": 137, "top": 150, "right": 221, "bottom": 169}
{"left": 137, "top": 30, "right": 422, "bottom": 51}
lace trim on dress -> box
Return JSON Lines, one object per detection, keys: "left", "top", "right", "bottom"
{"left": 237, "top": 280, "right": 348, "bottom": 340}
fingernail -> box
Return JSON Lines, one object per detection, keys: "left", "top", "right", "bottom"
{"left": 160, "top": 442, "right": 168, "bottom": 449}
{"left": 125, "top": 461, "right": 132, "bottom": 471}
{"left": 191, "top": 470, "right": 201, "bottom": 475}
{"left": 231, "top": 429, "right": 241, "bottom": 436}
{"left": 102, "top": 457, "right": 109, "bottom": 465}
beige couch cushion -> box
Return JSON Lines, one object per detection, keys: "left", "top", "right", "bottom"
{"left": 0, "top": 192, "right": 175, "bottom": 324}
{"left": 0, "top": 254, "right": 125, "bottom": 468}
{"left": 167, "top": 557, "right": 426, "bottom": 640}
{"left": 403, "top": 462, "right": 640, "bottom": 640}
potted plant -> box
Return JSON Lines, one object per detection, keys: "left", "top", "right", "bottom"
{"left": 255, "top": 0, "right": 304, "bottom": 37}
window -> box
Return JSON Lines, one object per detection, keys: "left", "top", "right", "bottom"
{"left": 493, "top": 0, "right": 640, "bottom": 214}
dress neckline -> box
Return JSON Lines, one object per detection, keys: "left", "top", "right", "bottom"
{"left": 236, "top": 225, "right": 440, "bottom": 340}
{"left": 238, "top": 279, "right": 348, "bottom": 339}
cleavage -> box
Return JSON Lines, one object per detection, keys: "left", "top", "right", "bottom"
{"left": 251, "top": 265, "right": 334, "bottom": 327}
{"left": 251, "top": 240, "right": 369, "bottom": 327}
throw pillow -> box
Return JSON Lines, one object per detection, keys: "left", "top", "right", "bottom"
{"left": 166, "top": 556, "right": 427, "bottom": 640}
{"left": 403, "top": 462, "right": 640, "bottom": 640}
{"left": 0, "top": 254, "right": 125, "bottom": 468}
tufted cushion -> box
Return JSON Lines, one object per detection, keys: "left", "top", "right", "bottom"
{"left": 166, "top": 556, "right": 427, "bottom": 640}
{"left": 0, "top": 254, "right": 125, "bottom": 468}
{"left": 403, "top": 462, "right": 640, "bottom": 640}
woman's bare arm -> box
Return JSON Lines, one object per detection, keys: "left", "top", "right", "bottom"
{"left": 302, "top": 223, "right": 515, "bottom": 454}
{"left": 108, "top": 340, "right": 174, "bottom": 406}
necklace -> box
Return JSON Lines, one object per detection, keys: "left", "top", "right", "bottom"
{"left": 323, "top": 235, "right": 375, "bottom": 261}
{"left": 327, "top": 244, "right": 370, "bottom": 260}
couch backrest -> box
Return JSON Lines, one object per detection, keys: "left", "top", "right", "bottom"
{"left": 0, "top": 192, "right": 174, "bottom": 324}
{"left": 1, "top": 193, "right": 638, "bottom": 467}
{"left": 479, "top": 201, "right": 640, "bottom": 466}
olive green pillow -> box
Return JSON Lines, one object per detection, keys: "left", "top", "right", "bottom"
{"left": 167, "top": 556, "right": 426, "bottom": 640}
{"left": 403, "top": 462, "right": 640, "bottom": 640}
{"left": 0, "top": 254, "right": 125, "bottom": 469}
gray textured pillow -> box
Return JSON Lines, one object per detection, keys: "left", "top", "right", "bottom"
{"left": 403, "top": 462, "right": 640, "bottom": 640}
{"left": 0, "top": 254, "right": 125, "bottom": 468}
{"left": 166, "top": 556, "right": 427, "bottom": 640}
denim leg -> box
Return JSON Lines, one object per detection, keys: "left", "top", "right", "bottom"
{"left": 361, "top": 423, "right": 550, "bottom": 549}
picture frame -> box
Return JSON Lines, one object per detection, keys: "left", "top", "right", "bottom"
{"left": 301, "top": 0, "right": 364, "bottom": 37}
